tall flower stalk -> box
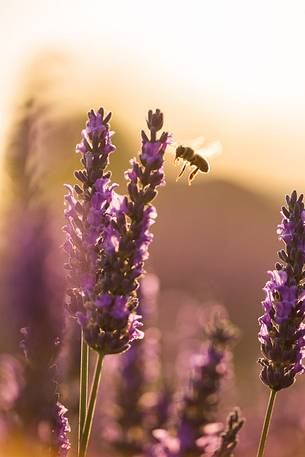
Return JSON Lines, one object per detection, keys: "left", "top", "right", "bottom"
{"left": 64, "top": 107, "right": 169, "bottom": 457}
{"left": 257, "top": 191, "right": 305, "bottom": 457}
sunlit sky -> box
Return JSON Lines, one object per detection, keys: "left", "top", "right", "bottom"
{"left": 1, "top": 0, "right": 305, "bottom": 196}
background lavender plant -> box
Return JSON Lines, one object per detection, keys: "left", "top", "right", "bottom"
{"left": 1, "top": 99, "right": 70, "bottom": 456}
{"left": 106, "top": 275, "right": 170, "bottom": 455}
{"left": 148, "top": 310, "right": 241, "bottom": 457}
{"left": 176, "top": 312, "right": 238, "bottom": 455}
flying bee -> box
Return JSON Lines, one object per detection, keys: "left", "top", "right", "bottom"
{"left": 172, "top": 137, "right": 222, "bottom": 185}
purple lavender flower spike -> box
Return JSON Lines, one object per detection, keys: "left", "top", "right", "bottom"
{"left": 65, "top": 108, "right": 170, "bottom": 355}
{"left": 64, "top": 108, "right": 115, "bottom": 307}
{"left": 147, "top": 312, "right": 238, "bottom": 457}
{"left": 258, "top": 190, "right": 305, "bottom": 391}
{"left": 176, "top": 313, "right": 238, "bottom": 455}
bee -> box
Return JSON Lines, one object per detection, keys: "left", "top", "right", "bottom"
{"left": 173, "top": 137, "right": 222, "bottom": 185}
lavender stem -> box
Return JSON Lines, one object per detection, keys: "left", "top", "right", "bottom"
{"left": 256, "top": 389, "right": 277, "bottom": 457}
{"left": 78, "top": 330, "right": 89, "bottom": 456}
{"left": 79, "top": 352, "right": 104, "bottom": 457}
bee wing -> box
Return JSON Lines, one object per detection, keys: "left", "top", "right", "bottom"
{"left": 188, "top": 136, "right": 206, "bottom": 149}
{"left": 167, "top": 141, "right": 178, "bottom": 155}
{"left": 168, "top": 136, "right": 206, "bottom": 153}
{"left": 196, "top": 140, "right": 222, "bottom": 159}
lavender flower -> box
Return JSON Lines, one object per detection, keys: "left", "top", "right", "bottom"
{"left": 176, "top": 313, "right": 238, "bottom": 455}
{"left": 258, "top": 191, "right": 305, "bottom": 391}
{"left": 64, "top": 108, "right": 115, "bottom": 303}
{"left": 64, "top": 108, "right": 169, "bottom": 355}
{"left": 149, "top": 311, "right": 238, "bottom": 457}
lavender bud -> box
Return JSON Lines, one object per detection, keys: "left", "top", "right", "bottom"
{"left": 212, "top": 409, "right": 244, "bottom": 457}
{"left": 146, "top": 109, "right": 164, "bottom": 141}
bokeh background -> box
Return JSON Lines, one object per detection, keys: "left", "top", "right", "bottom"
{"left": 0, "top": 1, "right": 305, "bottom": 456}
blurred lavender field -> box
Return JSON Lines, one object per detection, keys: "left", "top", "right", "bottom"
{"left": 0, "top": 39, "right": 304, "bottom": 457}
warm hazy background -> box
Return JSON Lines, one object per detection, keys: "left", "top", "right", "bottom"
{"left": 1, "top": 1, "right": 305, "bottom": 456}
{"left": 1, "top": 0, "right": 305, "bottom": 195}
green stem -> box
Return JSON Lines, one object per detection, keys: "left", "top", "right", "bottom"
{"left": 79, "top": 353, "right": 104, "bottom": 457}
{"left": 256, "top": 389, "right": 277, "bottom": 457}
{"left": 78, "top": 331, "right": 89, "bottom": 456}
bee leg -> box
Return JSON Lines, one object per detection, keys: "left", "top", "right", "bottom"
{"left": 188, "top": 167, "right": 199, "bottom": 185}
{"left": 176, "top": 162, "right": 188, "bottom": 181}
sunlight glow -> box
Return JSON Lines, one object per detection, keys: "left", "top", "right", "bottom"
{"left": 1, "top": 0, "right": 305, "bottom": 195}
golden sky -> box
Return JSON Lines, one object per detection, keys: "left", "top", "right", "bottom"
{"left": 1, "top": 0, "right": 305, "bottom": 196}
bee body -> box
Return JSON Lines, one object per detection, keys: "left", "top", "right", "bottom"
{"left": 175, "top": 145, "right": 210, "bottom": 184}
